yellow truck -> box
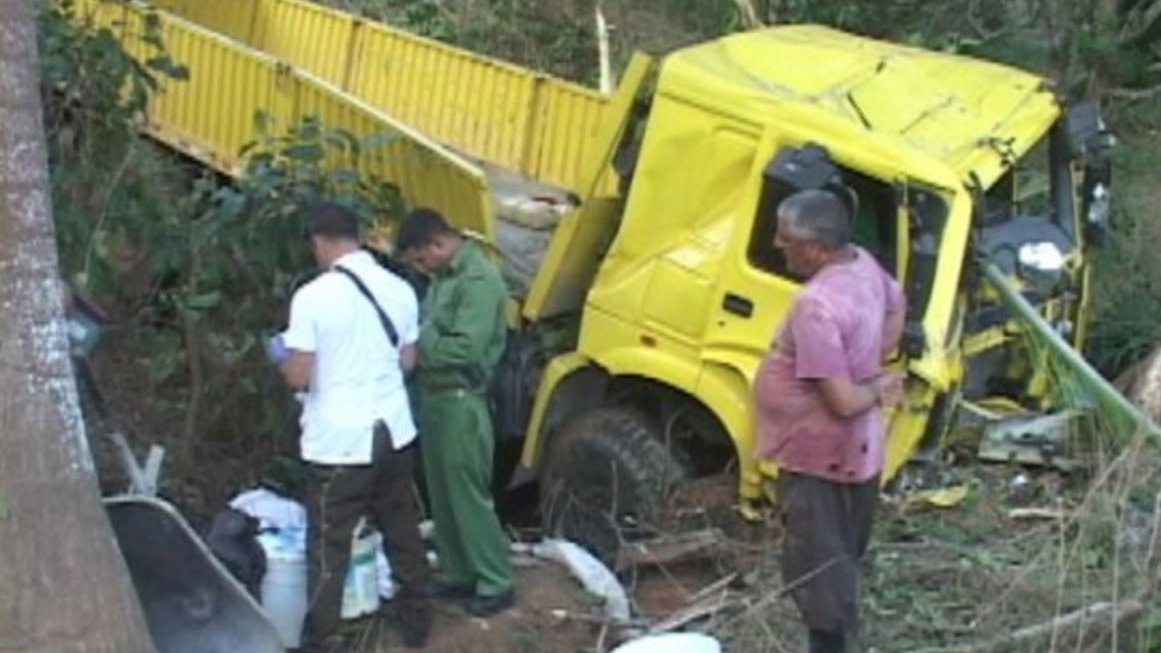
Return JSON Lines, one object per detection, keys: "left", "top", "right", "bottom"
{"left": 83, "top": 0, "right": 1113, "bottom": 555}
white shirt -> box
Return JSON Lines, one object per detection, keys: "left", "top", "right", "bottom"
{"left": 282, "top": 250, "right": 419, "bottom": 464}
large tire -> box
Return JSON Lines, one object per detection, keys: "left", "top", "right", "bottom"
{"left": 540, "top": 408, "right": 685, "bottom": 562}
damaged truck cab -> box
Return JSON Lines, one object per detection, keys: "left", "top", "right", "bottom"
{"left": 517, "top": 26, "right": 1113, "bottom": 549}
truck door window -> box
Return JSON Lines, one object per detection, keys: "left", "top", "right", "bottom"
{"left": 747, "top": 161, "right": 899, "bottom": 280}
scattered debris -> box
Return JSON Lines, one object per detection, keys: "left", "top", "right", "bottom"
{"left": 909, "top": 598, "right": 1149, "bottom": 653}
{"left": 522, "top": 539, "right": 632, "bottom": 624}
{"left": 1007, "top": 507, "right": 1067, "bottom": 521}
{"left": 977, "top": 410, "right": 1081, "bottom": 471}
{"left": 615, "top": 529, "right": 726, "bottom": 571}
{"left": 685, "top": 573, "right": 739, "bottom": 605}
{"left": 906, "top": 485, "right": 970, "bottom": 509}
{"left": 648, "top": 594, "right": 733, "bottom": 636}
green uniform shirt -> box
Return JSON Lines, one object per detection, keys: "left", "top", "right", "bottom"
{"left": 417, "top": 240, "right": 507, "bottom": 391}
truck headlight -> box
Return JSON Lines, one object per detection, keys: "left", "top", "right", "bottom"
{"left": 1017, "top": 242, "right": 1065, "bottom": 292}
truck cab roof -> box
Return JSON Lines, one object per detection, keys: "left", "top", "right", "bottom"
{"left": 663, "top": 25, "right": 1060, "bottom": 184}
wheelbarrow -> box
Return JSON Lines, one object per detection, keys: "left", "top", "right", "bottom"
{"left": 70, "top": 297, "right": 285, "bottom": 652}
{"left": 105, "top": 495, "right": 285, "bottom": 653}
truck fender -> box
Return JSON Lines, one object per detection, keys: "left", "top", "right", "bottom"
{"left": 696, "top": 362, "right": 763, "bottom": 501}
{"left": 518, "top": 352, "right": 609, "bottom": 470}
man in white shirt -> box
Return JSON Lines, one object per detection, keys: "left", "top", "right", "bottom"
{"left": 271, "top": 202, "right": 431, "bottom": 651}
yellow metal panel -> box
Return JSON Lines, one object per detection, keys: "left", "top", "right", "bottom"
{"left": 144, "top": 0, "right": 614, "bottom": 192}
{"left": 528, "top": 82, "right": 608, "bottom": 189}
{"left": 695, "top": 363, "right": 762, "bottom": 500}
{"left": 523, "top": 54, "right": 656, "bottom": 320}
{"left": 289, "top": 74, "right": 496, "bottom": 243}
{"left": 519, "top": 351, "right": 593, "bottom": 468}
{"left": 251, "top": 0, "right": 354, "bottom": 84}
{"left": 149, "top": 0, "right": 258, "bottom": 43}
{"left": 87, "top": 3, "right": 494, "bottom": 243}
{"left": 662, "top": 25, "right": 1057, "bottom": 183}
{"left": 112, "top": 6, "right": 293, "bottom": 174}
{"left": 348, "top": 21, "right": 539, "bottom": 175}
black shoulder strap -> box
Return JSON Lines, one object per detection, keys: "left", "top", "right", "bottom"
{"left": 333, "top": 265, "right": 399, "bottom": 348}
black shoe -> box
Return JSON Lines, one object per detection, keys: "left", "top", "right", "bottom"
{"left": 466, "top": 589, "right": 516, "bottom": 618}
{"left": 400, "top": 608, "right": 431, "bottom": 649}
{"left": 432, "top": 581, "right": 474, "bottom": 601}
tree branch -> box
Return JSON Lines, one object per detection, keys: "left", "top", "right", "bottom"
{"left": 1107, "top": 83, "right": 1161, "bottom": 102}
{"left": 732, "top": 0, "right": 762, "bottom": 29}
{"left": 1120, "top": 0, "right": 1161, "bottom": 45}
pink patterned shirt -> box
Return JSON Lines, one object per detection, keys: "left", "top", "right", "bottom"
{"left": 754, "top": 247, "right": 904, "bottom": 484}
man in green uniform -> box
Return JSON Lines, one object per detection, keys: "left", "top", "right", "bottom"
{"left": 396, "top": 208, "right": 516, "bottom": 617}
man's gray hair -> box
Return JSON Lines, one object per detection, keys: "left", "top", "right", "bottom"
{"left": 777, "top": 189, "right": 851, "bottom": 250}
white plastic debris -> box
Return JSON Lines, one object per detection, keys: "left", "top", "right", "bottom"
{"left": 611, "top": 633, "right": 722, "bottom": 653}
{"left": 341, "top": 521, "right": 381, "bottom": 619}
{"left": 229, "top": 488, "right": 307, "bottom": 531}
{"left": 529, "top": 539, "right": 631, "bottom": 624}
{"left": 375, "top": 548, "right": 396, "bottom": 600}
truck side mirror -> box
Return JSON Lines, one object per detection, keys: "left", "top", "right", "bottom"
{"left": 1065, "top": 102, "right": 1114, "bottom": 161}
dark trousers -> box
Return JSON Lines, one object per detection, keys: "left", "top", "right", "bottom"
{"left": 305, "top": 427, "right": 431, "bottom": 643}
{"left": 777, "top": 471, "right": 879, "bottom": 653}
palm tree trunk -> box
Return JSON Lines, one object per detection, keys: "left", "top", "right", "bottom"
{"left": 0, "top": 1, "right": 155, "bottom": 650}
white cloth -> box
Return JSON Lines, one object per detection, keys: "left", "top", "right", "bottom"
{"left": 282, "top": 250, "right": 419, "bottom": 464}
{"left": 229, "top": 488, "right": 307, "bottom": 531}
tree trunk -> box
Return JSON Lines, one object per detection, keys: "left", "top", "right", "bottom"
{"left": 0, "top": 1, "right": 155, "bottom": 651}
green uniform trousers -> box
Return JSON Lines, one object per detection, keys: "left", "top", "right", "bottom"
{"left": 420, "top": 391, "right": 514, "bottom": 595}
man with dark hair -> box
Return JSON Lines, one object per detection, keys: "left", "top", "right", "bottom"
{"left": 396, "top": 207, "right": 516, "bottom": 617}
{"left": 269, "top": 201, "right": 432, "bottom": 651}
{"left": 754, "top": 189, "right": 906, "bottom": 653}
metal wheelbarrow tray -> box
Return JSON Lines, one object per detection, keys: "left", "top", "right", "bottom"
{"left": 105, "top": 495, "right": 284, "bottom": 653}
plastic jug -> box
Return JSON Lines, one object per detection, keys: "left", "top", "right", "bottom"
{"left": 341, "top": 520, "right": 382, "bottom": 619}
{"left": 257, "top": 528, "right": 308, "bottom": 648}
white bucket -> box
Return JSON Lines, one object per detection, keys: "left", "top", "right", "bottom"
{"left": 611, "top": 633, "right": 722, "bottom": 653}
{"left": 258, "top": 530, "right": 308, "bottom": 649}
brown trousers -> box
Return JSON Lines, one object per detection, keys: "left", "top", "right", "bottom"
{"left": 305, "top": 425, "right": 431, "bottom": 643}
{"left": 778, "top": 470, "right": 879, "bottom": 651}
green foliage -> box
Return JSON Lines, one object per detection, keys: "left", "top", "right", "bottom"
{"left": 122, "top": 114, "right": 409, "bottom": 459}
{"left": 40, "top": 0, "right": 189, "bottom": 296}
{"left": 40, "top": 0, "right": 187, "bottom": 134}
{"left": 1085, "top": 129, "right": 1161, "bottom": 377}
{"left": 168, "top": 114, "right": 406, "bottom": 323}
{"left": 39, "top": 2, "right": 407, "bottom": 492}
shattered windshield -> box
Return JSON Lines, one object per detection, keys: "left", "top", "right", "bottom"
{"left": 983, "top": 134, "right": 1052, "bottom": 224}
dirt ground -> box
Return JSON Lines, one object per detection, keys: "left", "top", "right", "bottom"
{"left": 345, "top": 563, "right": 606, "bottom": 653}
{"left": 345, "top": 475, "right": 758, "bottom": 653}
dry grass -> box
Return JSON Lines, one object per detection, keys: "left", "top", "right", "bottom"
{"left": 691, "top": 433, "right": 1161, "bottom": 653}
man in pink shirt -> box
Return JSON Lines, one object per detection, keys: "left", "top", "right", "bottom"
{"left": 754, "top": 189, "right": 905, "bottom": 653}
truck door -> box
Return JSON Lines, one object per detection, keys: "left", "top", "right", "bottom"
{"left": 702, "top": 141, "right": 906, "bottom": 378}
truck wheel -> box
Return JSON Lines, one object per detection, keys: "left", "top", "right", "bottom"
{"left": 539, "top": 408, "right": 685, "bottom": 562}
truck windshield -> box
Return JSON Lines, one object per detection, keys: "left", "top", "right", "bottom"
{"left": 982, "top": 133, "right": 1053, "bottom": 226}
